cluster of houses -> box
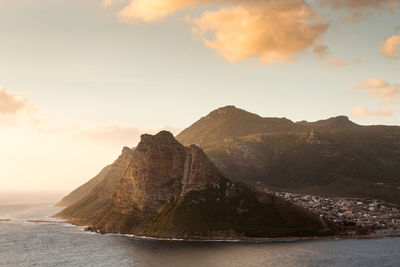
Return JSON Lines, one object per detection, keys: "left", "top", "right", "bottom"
{"left": 273, "top": 192, "right": 400, "bottom": 237}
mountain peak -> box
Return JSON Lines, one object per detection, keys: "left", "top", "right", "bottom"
{"left": 297, "top": 115, "right": 357, "bottom": 128}
{"left": 140, "top": 131, "right": 177, "bottom": 145}
{"left": 207, "top": 105, "right": 259, "bottom": 118}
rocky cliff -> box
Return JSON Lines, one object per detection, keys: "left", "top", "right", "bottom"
{"left": 57, "top": 131, "right": 326, "bottom": 239}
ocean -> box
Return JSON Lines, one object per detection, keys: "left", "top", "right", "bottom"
{"left": 0, "top": 192, "right": 399, "bottom": 267}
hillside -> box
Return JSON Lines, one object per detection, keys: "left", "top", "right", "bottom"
{"left": 176, "top": 106, "right": 400, "bottom": 204}
{"left": 57, "top": 131, "right": 327, "bottom": 239}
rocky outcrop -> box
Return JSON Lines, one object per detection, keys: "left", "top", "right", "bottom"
{"left": 99, "top": 131, "right": 228, "bottom": 232}
{"left": 58, "top": 131, "right": 326, "bottom": 239}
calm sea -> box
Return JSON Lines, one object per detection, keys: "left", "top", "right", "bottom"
{"left": 0, "top": 192, "right": 399, "bottom": 267}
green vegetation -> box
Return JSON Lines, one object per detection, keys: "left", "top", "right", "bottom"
{"left": 142, "top": 180, "right": 325, "bottom": 238}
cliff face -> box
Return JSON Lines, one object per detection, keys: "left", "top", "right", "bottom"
{"left": 58, "top": 131, "right": 326, "bottom": 239}
{"left": 112, "top": 132, "right": 221, "bottom": 220}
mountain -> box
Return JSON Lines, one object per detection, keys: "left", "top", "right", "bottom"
{"left": 176, "top": 106, "right": 400, "bottom": 204}
{"left": 177, "top": 105, "right": 296, "bottom": 149}
{"left": 56, "top": 147, "right": 134, "bottom": 208}
{"left": 57, "top": 131, "right": 327, "bottom": 239}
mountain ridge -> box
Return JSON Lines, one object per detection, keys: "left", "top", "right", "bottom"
{"left": 176, "top": 106, "right": 400, "bottom": 204}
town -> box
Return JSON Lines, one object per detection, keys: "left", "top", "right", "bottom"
{"left": 273, "top": 191, "right": 400, "bottom": 237}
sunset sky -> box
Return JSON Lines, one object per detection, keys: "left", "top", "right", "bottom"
{"left": 1, "top": 0, "right": 399, "bottom": 192}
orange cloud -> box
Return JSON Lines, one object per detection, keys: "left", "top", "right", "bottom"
{"left": 355, "top": 78, "right": 400, "bottom": 104}
{"left": 313, "top": 45, "right": 330, "bottom": 58}
{"left": 191, "top": 1, "right": 328, "bottom": 63}
{"left": 352, "top": 106, "right": 394, "bottom": 117}
{"left": 115, "top": 0, "right": 218, "bottom": 22}
{"left": 107, "top": 0, "right": 328, "bottom": 63}
{"left": 381, "top": 35, "right": 400, "bottom": 59}
{"left": 328, "top": 57, "right": 347, "bottom": 67}
{"left": 0, "top": 87, "right": 27, "bottom": 115}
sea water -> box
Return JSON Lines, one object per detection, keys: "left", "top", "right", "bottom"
{"left": 0, "top": 193, "right": 399, "bottom": 267}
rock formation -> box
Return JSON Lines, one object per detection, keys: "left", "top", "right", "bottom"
{"left": 57, "top": 131, "right": 326, "bottom": 239}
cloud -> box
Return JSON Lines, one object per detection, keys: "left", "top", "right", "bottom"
{"left": 191, "top": 1, "right": 328, "bottom": 63}
{"left": 381, "top": 35, "right": 400, "bottom": 59}
{"left": 32, "top": 119, "right": 180, "bottom": 147}
{"left": 77, "top": 124, "right": 180, "bottom": 145}
{"left": 320, "top": 0, "right": 399, "bottom": 10}
{"left": 0, "top": 86, "right": 179, "bottom": 148}
{"left": 328, "top": 57, "right": 347, "bottom": 67}
{"left": 352, "top": 106, "right": 394, "bottom": 117}
{"left": 0, "top": 87, "right": 30, "bottom": 124}
{"left": 354, "top": 78, "right": 400, "bottom": 104}
{"left": 319, "top": 0, "right": 400, "bottom": 22}
{"left": 0, "top": 87, "right": 27, "bottom": 115}
{"left": 313, "top": 45, "right": 329, "bottom": 58}
{"left": 115, "top": 0, "right": 216, "bottom": 22}
{"left": 107, "top": 0, "right": 328, "bottom": 63}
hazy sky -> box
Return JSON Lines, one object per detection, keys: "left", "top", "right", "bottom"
{"left": 1, "top": 0, "right": 399, "bottom": 192}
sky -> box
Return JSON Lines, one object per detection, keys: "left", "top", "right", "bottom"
{"left": 0, "top": 0, "right": 399, "bottom": 192}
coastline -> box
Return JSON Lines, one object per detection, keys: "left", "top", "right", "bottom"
{"left": 60, "top": 218, "right": 399, "bottom": 243}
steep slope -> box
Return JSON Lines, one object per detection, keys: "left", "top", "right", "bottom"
{"left": 176, "top": 106, "right": 400, "bottom": 204}
{"left": 57, "top": 131, "right": 326, "bottom": 239}
{"left": 56, "top": 147, "right": 134, "bottom": 214}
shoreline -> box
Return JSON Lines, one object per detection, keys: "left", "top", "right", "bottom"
{"left": 61, "top": 218, "right": 399, "bottom": 243}
{"left": 118, "top": 233, "right": 400, "bottom": 243}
